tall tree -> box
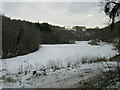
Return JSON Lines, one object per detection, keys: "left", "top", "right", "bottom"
{"left": 104, "top": 0, "right": 120, "bottom": 29}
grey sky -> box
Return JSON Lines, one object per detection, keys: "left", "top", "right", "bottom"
{"left": 1, "top": 1, "right": 109, "bottom": 28}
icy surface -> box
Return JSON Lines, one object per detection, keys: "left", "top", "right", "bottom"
{"left": 0, "top": 41, "right": 118, "bottom": 74}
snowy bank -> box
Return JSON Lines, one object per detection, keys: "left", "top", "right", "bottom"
{"left": 0, "top": 41, "right": 118, "bottom": 74}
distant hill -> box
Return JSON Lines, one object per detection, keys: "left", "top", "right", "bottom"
{"left": 1, "top": 15, "right": 120, "bottom": 58}
{"left": 2, "top": 15, "right": 77, "bottom": 58}
{"left": 2, "top": 15, "right": 40, "bottom": 58}
{"left": 96, "top": 21, "right": 120, "bottom": 42}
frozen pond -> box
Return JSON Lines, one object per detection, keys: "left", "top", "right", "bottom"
{"left": 0, "top": 41, "right": 118, "bottom": 73}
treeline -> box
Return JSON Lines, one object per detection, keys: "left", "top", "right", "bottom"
{"left": 2, "top": 15, "right": 120, "bottom": 58}
{"left": 2, "top": 16, "right": 40, "bottom": 58}
{"left": 73, "top": 22, "right": 120, "bottom": 42}
{"left": 2, "top": 15, "right": 76, "bottom": 58}
{"left": 35, "top": 22, "right": 76, "bottom": 44}
{"left": 96, "top": 21, "right": 120, "bottom": 43}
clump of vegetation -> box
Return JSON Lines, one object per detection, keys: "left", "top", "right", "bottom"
{"left": 46, "top": 60, "right": 62, "bottom": 72}
{"left": 89, "top": 57, "right": 107, "bottom": 63}
{"left": 81, "top": 57, "right": 107, "bottom": 64}
{"left": 32, "top": 71, "right": 36, "bottom": 75}
{"left": 67, "top": 62, "right": 72, "bottom": 68}
{"left": 40, "top": 65, "right": 47, "bottom": 75}
{"left": 2, "top": 76, "right": 16, "bottom": 83}
{"left": 114, "top": 42, "right": 120, "bottom": 53}
{"left": 88, "top": 39, "right": 101, "bottom": 45}
{"left": 68, "top": 40, "right": 75, "bottom": 44}
{"left": 81, "top": 59, "right": 88, "bottom": 64}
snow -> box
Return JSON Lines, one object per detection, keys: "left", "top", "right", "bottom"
{"left": 1, "top": 62, "right": 118, "bottom": 88}
{"left": 0, "top": 41, "right": 118, "bottom": 73}
{"left": 0, "top": 41, "right": 119, "bottom": 88}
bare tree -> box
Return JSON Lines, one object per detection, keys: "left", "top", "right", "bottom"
{"left": 104, "top": 0, "right": 120, "bottom": 29}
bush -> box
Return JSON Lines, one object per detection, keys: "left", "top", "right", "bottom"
{"left": 88, "top": 39, "right": 100, "bottom": 45}
{"left": 47, "top": 60, "right": 62, "bottom": 72}
{"left": 4, "top": 77, "right": 16, "bottom": 83}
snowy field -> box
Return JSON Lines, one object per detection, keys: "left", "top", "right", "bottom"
{"left": 1, "top": 62, "right": 118, "bottom": 88}
{"left": 0, "top": 41, "right": 119, "bottom": 88}
{"left": 0, "top": 41, "right": 118, "bottom": 74}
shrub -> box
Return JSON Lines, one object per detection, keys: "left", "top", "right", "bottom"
{"left": 81, "top": 58, "right": 88, "bottom": 64}
{"left": 4, "top": 77, "right": 16, "bottom": 83}
{"left": 47, "top": 60, "right": 62, "bottom": 72}
{"left": 88, "top": 39, "right": 100, "bottom": 45}
{"left": 33, "top": 71, "right": 36, "bottom": 75}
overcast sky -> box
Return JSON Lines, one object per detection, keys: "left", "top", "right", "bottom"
{"left": 1, "top": 0, "right": 110, "bottom": 28}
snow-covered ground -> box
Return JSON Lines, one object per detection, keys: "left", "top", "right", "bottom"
{"left": 0, "top": 41, "right": 118, "bottom": 73}
{"left": 0, "top": 41, "right": 119, "bottom": 88}
{"left": 1, "top": 61, "right": 118, "bottom": 88}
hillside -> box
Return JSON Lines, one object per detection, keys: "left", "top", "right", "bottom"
{"left": 2, "top": 15, "right": 40, "bottom": 58}
{"left": 2, "top": 15, "right": 77, "bottom": 58}
{"left": 96, "top": 21, "right": 120, "bottom": 42}
{"left": 1, "top": 15, "right": 120, "bottom": 58}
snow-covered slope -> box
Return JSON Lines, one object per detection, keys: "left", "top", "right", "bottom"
{"left": 0, "top": 41, "right": 118, "bottom": 74}
{"left": 0, "top": 41, "right": 119, "bottom": 88}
